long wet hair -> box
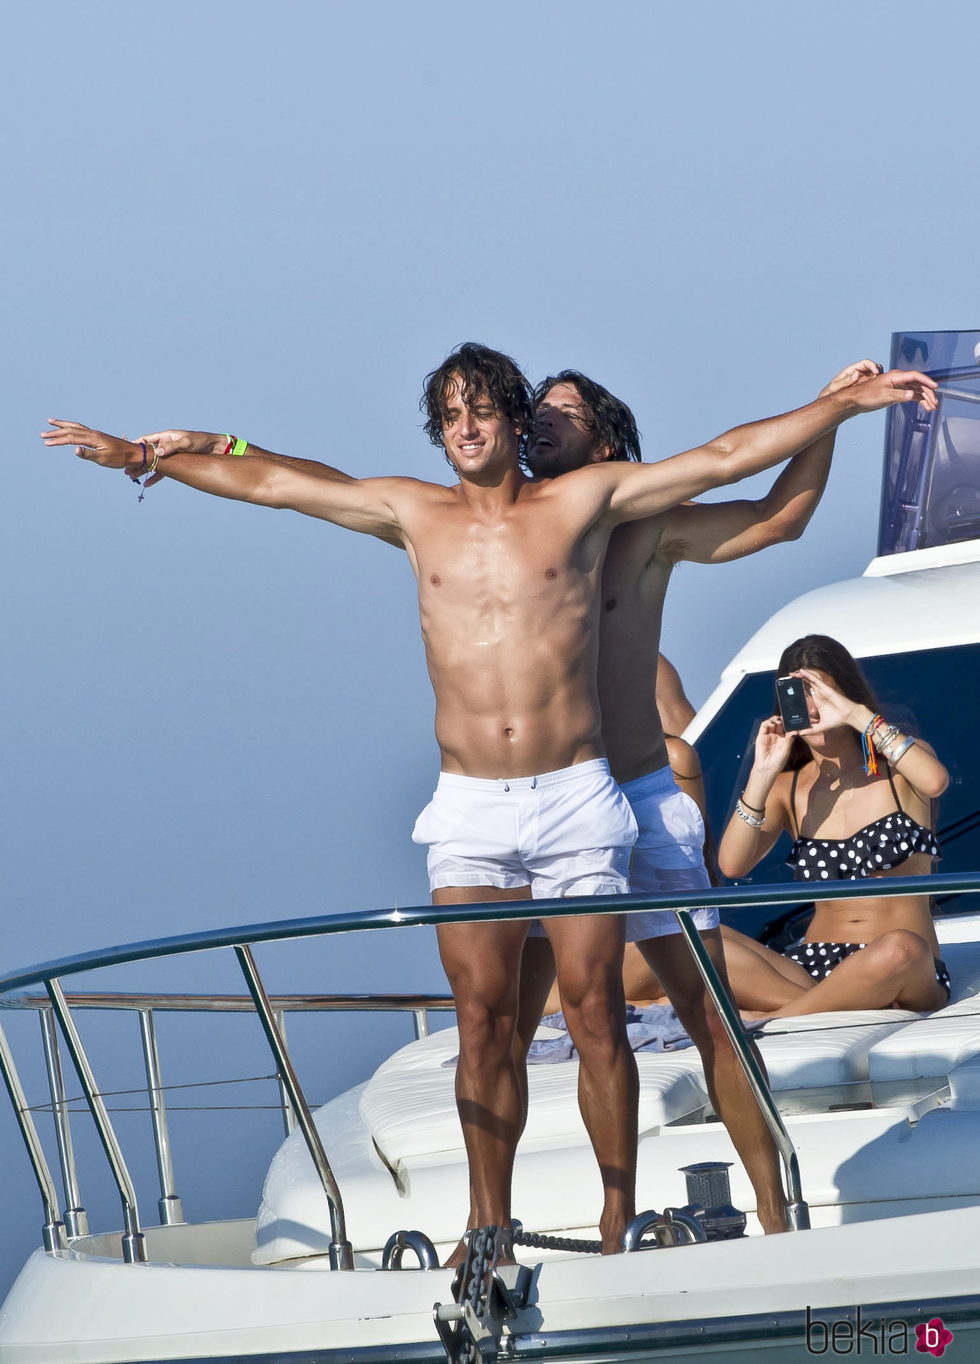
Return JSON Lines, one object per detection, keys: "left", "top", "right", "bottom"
{"left": 421, "top": 342, "right": 534, "bottom": 466}
{"left": 532, "top": 369, "right": 642, "bottom": 462}
{"left": 777, "top": 634, "right": 880, "bottom": 769}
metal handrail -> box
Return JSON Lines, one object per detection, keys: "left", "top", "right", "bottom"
{"left": 2, "top": 873, "right": 978, "bottom": 1272}
{"left": 3, "top": 871, "right": 979, "bottom": 997}
{"left": 46, "top": 979, "right": 146, "bottom": 1263}
{"left": 673, "top": 910, "right": 809, "bottom": 1229}
{"left": 4, "top": 991, "right": 455, "bottom": 1013}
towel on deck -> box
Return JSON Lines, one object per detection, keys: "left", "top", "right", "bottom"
{"left": 526, "top": 1004, "right": 694, "bottom": 1063}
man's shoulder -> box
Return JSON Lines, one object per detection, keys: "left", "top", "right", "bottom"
{"left": 369, "top": 473, "right": 458, "bottom": 502}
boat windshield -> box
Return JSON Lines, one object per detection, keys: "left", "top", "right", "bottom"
{"left": 697, "top": 643, "right": 980, "bottom": 939}
{"left": 880, "top": 329, "right": 980, "bottom": 556}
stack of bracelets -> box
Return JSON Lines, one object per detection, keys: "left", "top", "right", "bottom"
{"left": 735, "top": 795, "right": 766, "bottom": 829}
{"left": 137, "top": 434, "right": 249, "bottom": 501}
{"left": 135, "top": 440, "right": 161, "bottom": 502}
{"left": 862, "top": 713, "right": 915, "bottom": 775}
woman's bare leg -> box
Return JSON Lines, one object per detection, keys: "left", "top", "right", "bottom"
{"left": 762, "top": 930, "right": 947, "bottom": 1018}
{"left": 717, "top": 925, "right": 815, "bottom": 1011}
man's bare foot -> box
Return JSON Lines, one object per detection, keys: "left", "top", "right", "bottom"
{"left": 757, "top": 1203, "right": 790, "bottom": 1234}
{"left": 443, "top": 1237, "right": 468, "bottom": 1269}
{"left": 443, "top": 1225, "right": 518, "bottom": 1269}
{"left": 599, "top": 1215, "right": 629, "bottom": 1254}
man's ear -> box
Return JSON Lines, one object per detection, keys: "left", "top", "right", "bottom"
{"left": 589, "top": 443, "right": 615, "bottom": 464}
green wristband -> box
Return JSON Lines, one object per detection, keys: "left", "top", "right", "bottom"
{"left": 231, "top": 437, "right": 249, "bottom": 457}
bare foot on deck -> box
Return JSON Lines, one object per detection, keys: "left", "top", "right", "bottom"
{"left": 443, "top": 1238, "right": 468, "bottom": 1269}
{"left": 443, "top": 1226, "right": 518, "bottom": 1269}
{"left": 757, "top": 1202, "right": 790, "bottom": 1234}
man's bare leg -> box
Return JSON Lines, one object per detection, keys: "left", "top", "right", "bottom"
{"left": 435, "top": 886, "right": 530, "bottom": 1265}
{"left": 639, "top": 928, "right": 789, "bottom": 1233}
{"left": 546, "top": 913, "right": 637, "bottom": 1253}
{"left": 514, "top": 936, "right": 558, "bottom": 1098}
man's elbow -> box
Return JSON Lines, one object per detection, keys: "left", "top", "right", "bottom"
{"left": 701, "top": 436, "right": 742, "bottom": 489}
{"left": 759, "top": 511, "right": 807, "bottom": 547}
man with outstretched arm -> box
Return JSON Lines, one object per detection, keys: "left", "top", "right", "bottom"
{"left": 516, "top": 359, "right": 885, "bottom": 1236}
{"left": 41, "top": 345, "right": 935, "bottom": 1257}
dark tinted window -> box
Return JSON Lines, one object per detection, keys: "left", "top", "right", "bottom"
{"left": 697, "top": 643, "right": 980, "bottom": 939}
{"left": 881, "top": 330, "right": 980, "bottom": 556}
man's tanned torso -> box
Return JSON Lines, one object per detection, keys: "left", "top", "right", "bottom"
{"left": 398, "top": 477, "right": 611, "bottom": 777}
{"left": 596, "top": 517, "right": 676, "bottom": 783}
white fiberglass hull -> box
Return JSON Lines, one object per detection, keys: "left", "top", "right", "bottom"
{"left": 3, "top": 1206, "right": 980, "bottom": 1363}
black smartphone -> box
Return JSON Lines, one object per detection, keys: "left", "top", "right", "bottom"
{"left": 776, "top": 676, "right": 810, "bottom": 732}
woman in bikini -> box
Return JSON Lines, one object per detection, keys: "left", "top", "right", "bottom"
{"left": 715, "top": 634, "right": 950, "bottom": 1018}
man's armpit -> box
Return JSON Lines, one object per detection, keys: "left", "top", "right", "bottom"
{"left": 655, "top": 534, "right": 688, "bottom": 566}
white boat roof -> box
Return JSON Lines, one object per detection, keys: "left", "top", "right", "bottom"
{"left": 693, "top": 553, "right": 980, "bottom": 736}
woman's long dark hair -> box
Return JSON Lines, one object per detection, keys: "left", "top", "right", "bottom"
{"left": 777, "top": 634, "right": 879, "bottom": 769}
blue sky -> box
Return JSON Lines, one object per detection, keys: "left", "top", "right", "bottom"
{"left": 2, "top": 0, "right": 979, "bottom": 1293}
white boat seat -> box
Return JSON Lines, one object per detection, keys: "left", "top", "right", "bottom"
{"left": 753, "top": 1012, "right": 919, "bottom": 1088}
{"left": 359, "top": 1026, "right": 709, "bottom": 1169}
{"left": 868, "top": 1000, "right": 980, "bottom": 1081}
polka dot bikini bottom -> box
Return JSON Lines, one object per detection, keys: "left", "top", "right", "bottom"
{"left": 782, "top": 940, "right": 951, "bottom": 996}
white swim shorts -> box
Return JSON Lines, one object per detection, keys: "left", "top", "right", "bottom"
{"left": 621, "top": 764, "right": 718, "bottom": 940}
{"left": 413, "top": 758, "right": 637, "bottom": 900}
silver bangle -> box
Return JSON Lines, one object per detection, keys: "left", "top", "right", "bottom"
{"left": 735, "top": 799, "right": 766, "bottom": 829}
{"left": 881, "top": 730, "right": 908, "bottom": 762}
{"left": 872, "top": 723, "right": 899, "bottom": 753}
{"left": 889, "top": 735, "right": 915, "bottom": 763}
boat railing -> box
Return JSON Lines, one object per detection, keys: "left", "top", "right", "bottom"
{"left": 2, "top": 870, "right": 979, "bottom": 1270}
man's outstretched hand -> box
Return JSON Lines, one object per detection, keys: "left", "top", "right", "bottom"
{"left": 41, "top": 420, "right": 145, "bottom": 474}
{"left": 140, "top": 429, "right": 223, "bottom": 457}
{"left": 844, "top": 368, "right": 938, "bottom": 413}
{"left": 818, "top": 358, "right": 882, "bottom": 399}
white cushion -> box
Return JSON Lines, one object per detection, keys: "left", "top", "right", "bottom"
{"left": 358, "top": 1026, "right": 709, "bottom": 1167}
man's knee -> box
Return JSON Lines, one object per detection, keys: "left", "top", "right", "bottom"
{"left": 455, "top": 993, "right": 517, "bottom": 1066}
{"left": 561, "top": 979, "right": 628, "bottom": 1055}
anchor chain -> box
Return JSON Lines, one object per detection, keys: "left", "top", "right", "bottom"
{"left": 433, "top": 1225, "right": 532, "bottom": 1364}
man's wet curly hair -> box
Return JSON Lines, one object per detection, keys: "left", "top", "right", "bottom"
{"left": 532, "top": 370, "right": 642, "bottom": 462}
{"left": 421, "top": 343, "right": 534, "bottom": 463}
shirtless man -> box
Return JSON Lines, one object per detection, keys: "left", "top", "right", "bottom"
{"left": 518, "top": 359, "right": 884, "bottom": 1235}
{"left": 42, "top": 345, "right": 935, "bottom": 1253}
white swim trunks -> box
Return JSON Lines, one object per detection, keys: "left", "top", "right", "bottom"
{"left": 621, "top": 764, "right": 718, "bottom": 940}
{"left": 413, "top": 757, "right": 637, "bottom": 901}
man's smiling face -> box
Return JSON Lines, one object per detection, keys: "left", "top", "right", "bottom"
{"left": 440, "top": 374, "right": 522, "bottom": 478}
{"left": 526, "top": 381, "right": 610, "bottom": 477}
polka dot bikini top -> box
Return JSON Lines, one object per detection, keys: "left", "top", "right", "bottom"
{"left": 786, "top": 765, "right": 940, "bottom": 882}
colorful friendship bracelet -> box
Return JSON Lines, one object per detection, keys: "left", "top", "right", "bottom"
{"left": 862, "top": 713, "right": 882, "bottom": 776}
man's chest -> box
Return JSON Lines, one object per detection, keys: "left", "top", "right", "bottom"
{"left": 599, "top": 520, "right": 673, "bottom": 620}
{"left": 410, "top": 508, "right": 596, "bottom": 607}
